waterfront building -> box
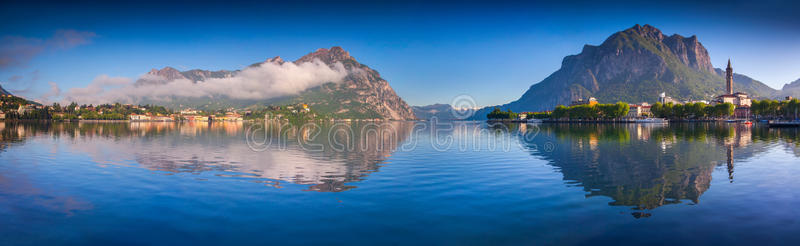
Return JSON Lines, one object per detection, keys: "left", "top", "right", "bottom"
{"left": 627, "top": 103, "right": 652, "bottom": 118}
{"left": 686, "top": 99, "right": 710, "bottom": 104}
{"left": 17, "top": 105, "right": 34, "bottom": 114}
{"left": 658, "top": 92, "right": 680, "bottom": 104}
{"left": 153, "top": 116, "right": 173, "bottom": 121}
{"left": 570, "top": 97, "right": 598, "bottom": 106}
{"left": 180, "top": 109, "right": 198, "bottom": 115}
{"left": 714, "top": 60, "right": 751, "bottom": 118}
{"left": 130, "top": 114, "right": 151, "bottom": 121}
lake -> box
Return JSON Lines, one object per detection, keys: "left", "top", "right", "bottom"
{"left": 1, "top": 121, "right": 799, "bottom": 245}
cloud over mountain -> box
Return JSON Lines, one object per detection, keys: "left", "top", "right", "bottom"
{"left": 61, "top": 59, "right": 348, "bottom": 105}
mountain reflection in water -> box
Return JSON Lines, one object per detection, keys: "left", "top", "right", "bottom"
{"left": 1, "top": 121, "right": 798, "bottom": 210}
{"left": 0, "top": 121, "right": 414, "bottom": 192}
{"left": 517, "top": 123, "right": 799, "bottom": 211}
{"left": 2, "top": 121, "right": 800, "bottom": 244}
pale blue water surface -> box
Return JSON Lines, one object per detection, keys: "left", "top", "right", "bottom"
{"left": 1, "top": 121, "right": 798, "bottom": 245}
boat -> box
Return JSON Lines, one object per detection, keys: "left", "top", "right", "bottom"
{"left": 742, "top": 120, "right": 752, "bottom": 125}
{"left": 635, "top": 118, "right": 668, "bottom": 124}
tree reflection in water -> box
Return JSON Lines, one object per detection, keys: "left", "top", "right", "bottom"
{"left": 1, "top": 121, "right": 798, "bottom": 210}
{"left": 513, "top": 122, "right": 799, "bottom": 214}
{"left": 0, "top": 121, "right": 415, "bottom": 192}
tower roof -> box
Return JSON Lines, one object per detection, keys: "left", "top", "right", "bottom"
{"left": 727, "top": 59, "right": 732, "bottom": 69}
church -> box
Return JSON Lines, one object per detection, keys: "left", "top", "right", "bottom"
{"left": 715, "top": 59, "right": 751, "bottom": 118}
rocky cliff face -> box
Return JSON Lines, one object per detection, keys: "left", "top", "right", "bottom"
{"left": 136, "top": 67, "right": 234, "bottom": 86}
{"left": 135, "top": 47, "right": 415, "bottom": 120}
{"left": 784, "top": 78, "right": 800, "bottom": 91}
{"left": 472, "top": 24, "right": 777, "bottom": 119}
{"left": 288, "top": 47, "right": 416, "bottom": 120}
{"left": 776, "top": 78, "right": 800, "bottom": 99}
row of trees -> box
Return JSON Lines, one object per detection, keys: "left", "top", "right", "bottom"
{"left": 550, "top": 102, "right": 629, "bottom": 120}
{"left": 487, "top": 108, "right": 519, "bottom": 120}
{"left": 48, "top": 102, "right": 173, "bottom": 116}
{"left": 528, "top": 112, "right": 552, "bottom": 119}
{"left": 650, "top": 102, "right": 734, "bottom": 119}
{"left": 488, "top": 98, "right": 797, "bottom": 121}
{"left": 751, "top": 99, "right": 800, "bottom": 119}
{"left": 2, "top": 100, "right": 178, "bottom": 120}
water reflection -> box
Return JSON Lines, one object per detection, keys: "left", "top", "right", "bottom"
{"left": 0, "top": 121, "right": 414, "bottom": 192}
{"left": 1, "top": 121, "right": 798, "bottom": 205}
{"left": 515, "top": 123, "right": 799, "bottom": 214}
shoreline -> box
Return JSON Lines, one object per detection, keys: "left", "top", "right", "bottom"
{"left": 485, "top": 119, "right": 755, "bottom": 124}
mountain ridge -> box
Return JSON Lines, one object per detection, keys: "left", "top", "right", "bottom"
{"left": 411, "top": 104, "right": 466, "bottom": 120}
{"left": 135, "top": 47, "right": 416, "bottom": 120}
{"left": 471, "top": 24, "right": 777, "bottom": 119}
{"left": 776, "top": 78, "right": 800, "bottom": 99}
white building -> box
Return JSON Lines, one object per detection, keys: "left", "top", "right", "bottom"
{"left": 628, "top": 103, "right": 652, "bottom": 118}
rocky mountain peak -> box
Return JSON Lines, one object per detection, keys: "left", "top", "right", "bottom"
{"left": 148, "top": 66, "right": 186, "bottom": 81}
{"left": 471, "top": 24, "right": 777, "bottom": 119}
{"left": 783, "top": 78, "right": 800, "bottom": 90}
{"left": 265, "top": 56, "right": 285, "bottom": 64}
{"left": 664, "top": 34, "right": 713, "bottom": 72}
{"left": 295, "top": 46, "right": 353, "bottom": 65}
{"left": 627, "top": 24, "right": 664, "bottom": 41}
{"left": 133, "top": 47, "right": 415, "bottom": 120}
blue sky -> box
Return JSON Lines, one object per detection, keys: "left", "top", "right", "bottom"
{"left": 1, "top": 0, "right": 799, "bottom": 107}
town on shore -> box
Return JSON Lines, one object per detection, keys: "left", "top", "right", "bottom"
{"left": 0, "top": 96, "right": 328, "bottom": 123}
{"left": 1, "top": 61, "right": 798, "bottom": 126}
{"left": 488, "top": 60, "right": 800, "bottom": 125}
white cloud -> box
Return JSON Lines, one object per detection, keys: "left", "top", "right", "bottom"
{"left": 61, "top": 59, "right": 348, "bottom": 105}
{"left": 37, "top": 82, "right": 62, "bottom": 104}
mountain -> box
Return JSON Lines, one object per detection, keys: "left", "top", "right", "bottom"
{"left": 135, "top": 47, "right": 415, "bottom": 120}
{"left": 0, "top": 84, "right": 40, "bottom": 106}
{"left": 472, "top": 24, "right": 776, "bottom": 119}
{"left": 713, "top": 69, "right": 777, "bottom": 98}
{"left": 776, "top": 78, "right": 800, "bottom": 99}
{"left": 0, "top": 84, "right": 10, "bottom": 96}
{"left": 412, "top": 104, "right": 469, "bottom": 120}
{"left": 282, "top": 47, "right": 415, "bottom": 120}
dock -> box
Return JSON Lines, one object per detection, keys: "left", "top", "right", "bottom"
{"left": 768, "top": 120, "right": 800, "bottom": 127}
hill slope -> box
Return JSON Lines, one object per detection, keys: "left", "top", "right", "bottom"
{"left": 411, "top": 104, "right": 473, "bottom": 120}
{"left": 472, "top": 24, "right": 777, "bottom": 119}
{"left": 0, "top": 84, "right": 10, "bottom": 96}
{"left": 136, "top": 47, "right": 415, "bottom": 120}
{"left": 776, "top": 78, "right": 800, "bottom": 99}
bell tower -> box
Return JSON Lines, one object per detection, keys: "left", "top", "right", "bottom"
{"left": 726, "top": 59, "right": 733, "bottom": 94}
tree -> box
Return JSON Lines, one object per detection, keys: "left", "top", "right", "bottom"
{"left": 711, "top": 103, "right": 734, "bottom": 117}
{"left": 651, "top": 102, "right": 664, "bottom": 118}
{"left": 51, "top": 102, "right": 62, "bottom": 112}
{"left": 615, "top": 102, "right": 629, "bottom": 119}
{"left": 684, "top": 102, "right": 706, "bottom": 119}
{"left": 552, "top": 105, "right": 568, "bottom": 119}
{"left": 486, "top": 107, "right": 517, "bottom": 119}
{"left": 67, "top": 102, "right": 78, "bottom": 113}
{"left": 786, "top": 99, "right": 800, "bottom": 120}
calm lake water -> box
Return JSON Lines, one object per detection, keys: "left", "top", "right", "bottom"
{"left": 1, "top": 121, "right": 799, "bottom": 245}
